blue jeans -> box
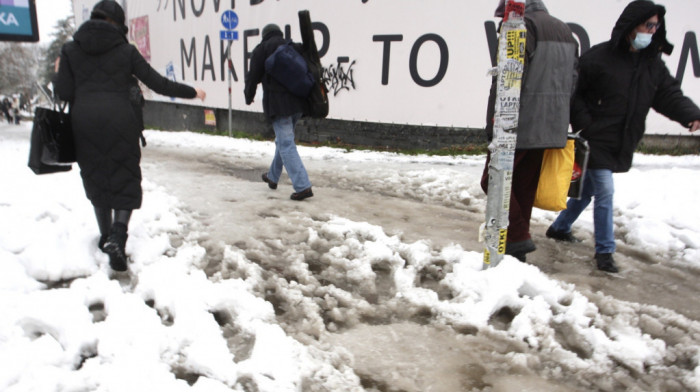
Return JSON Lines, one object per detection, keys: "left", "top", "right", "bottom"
{"left": 550, "top": 169, "right": 616, "bottom": 254}
{"left": 267, "top": 113, "right": 311, "bottom": 192}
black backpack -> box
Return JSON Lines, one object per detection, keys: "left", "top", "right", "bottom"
{"left": 298, "top": 10, "right": 329, "bottom": 119}
{"left": 265, "top": 42, "right": 315, "bottom": 98}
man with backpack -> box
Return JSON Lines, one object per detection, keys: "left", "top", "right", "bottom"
{"left": 244, "top": 23, "right": 313, "bottom": 201}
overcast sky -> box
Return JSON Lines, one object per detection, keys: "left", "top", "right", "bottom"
{"left": 35, "top": 0, "right": 74, "bottom": 43}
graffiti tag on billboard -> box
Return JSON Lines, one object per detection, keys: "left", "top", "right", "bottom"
{"left": 323, "top": 57, "right": 356, "bottom": 96}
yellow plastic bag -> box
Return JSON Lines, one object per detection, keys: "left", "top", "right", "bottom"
{"left": 534, "top": 139, "right": 575, "bottom": 211}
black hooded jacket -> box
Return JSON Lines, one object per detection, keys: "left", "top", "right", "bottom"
{"left": 244, "top": 30, "right": 307, "bottom": 119}
{"left": 572, "top": 0, "right": 700, "bottom": 172}
{"left": 54, "top": 20, "right": 197, "bottom": 209}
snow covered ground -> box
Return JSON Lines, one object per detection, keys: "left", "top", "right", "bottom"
{"left": 1, "top": 121, "right": 699, "bottom": 391}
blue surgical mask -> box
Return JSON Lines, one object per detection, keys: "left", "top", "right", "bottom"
{"left": 632, "top": 32, "right": 653, "bottom": 50}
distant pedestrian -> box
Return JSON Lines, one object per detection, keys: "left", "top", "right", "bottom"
{"left": 1, "top": 98, "right": 10, "bottom": 123}
{"left": 481, "top": 0, "right": 579, "bottom": 262}
{"left": 244, "top": 23, "right": 314, "bottom": 201}
{"left": 546, "top": 0, "right": 700, "bottom": 272}
{"left": 53, "top": 0, "right": 206, "bottom": 272}
{"left": 12, "top": 97, "right": 20, "bottom": 124}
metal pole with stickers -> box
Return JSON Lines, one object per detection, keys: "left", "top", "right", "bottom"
{"left": 480, "top": 0, "right": 527, "bottom": 269}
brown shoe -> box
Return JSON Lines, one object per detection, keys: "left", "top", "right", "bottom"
{"left": 290, "top": 187, "right": 313, "bottom": 201}
{"left": 262, "top": 173, "right": 277, "bottom": 190}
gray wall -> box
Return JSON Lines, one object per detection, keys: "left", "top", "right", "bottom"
{"left": 143, "top": 101, "right": 700, "bottom": 153}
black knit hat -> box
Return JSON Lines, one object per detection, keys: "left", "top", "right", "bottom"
{"left": 91, "top": 0, "right": 128, "bottom": 34}
{"left": 262, "top": 24, "right": 281, "bottom": 39}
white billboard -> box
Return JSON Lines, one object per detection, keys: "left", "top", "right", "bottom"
{"left": 71, "top": 0, "right": 700, "bottom": 135}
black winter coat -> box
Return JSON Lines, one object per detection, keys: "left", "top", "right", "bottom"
{"left": 244, "top": 30, "right": 307, "bottom": 119}
{"left": 572, "top": 0, "right": 700, "bottom": 172}
{"left": 54, "top": 20, "right": 197, "bottom": 209}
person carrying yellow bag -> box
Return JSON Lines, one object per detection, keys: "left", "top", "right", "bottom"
{"left": 480, "top": 0, "right": 579, "bottom": 263}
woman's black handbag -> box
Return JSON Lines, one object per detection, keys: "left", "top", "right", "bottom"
{"left": 28, "top": 102, "right": 75, "bottom": 174}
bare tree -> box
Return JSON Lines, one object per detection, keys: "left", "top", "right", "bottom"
{"left": 0, "top": 42, "right": 41, "bottom": 101}
{"left": 40, "top": 15, "right": 75, "bottom": 86}
{"left": 0, "top": 14, "right": 75, "bottom": 110}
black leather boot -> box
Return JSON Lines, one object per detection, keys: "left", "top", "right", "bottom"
{"left": 94, "top": 207, "right": 112, "bottom": 252}
{"left": 98, "top": 235, "right": 108, "bottom": 252}
{"left": 104, "top": 223, "right": 128, "bottom": 271}
{"left": 505, "top": 239, "right": 536, "bottom": 262}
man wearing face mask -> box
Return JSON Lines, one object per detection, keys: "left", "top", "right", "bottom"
{"left": 545, "top": 0, "right": 700, "bottom": 273}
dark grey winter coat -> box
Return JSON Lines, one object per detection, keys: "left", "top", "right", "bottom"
{"left": 54, "top": 20, "right": 197, "bottom": 209}
{"left": 244, "top": 30, "right": 307, "bottom": 119}
{"left": 485, "top": 0, "right": 579, "bottom": 149}
{"left": 572, "top": 0, "right": 700, "bottom": 172}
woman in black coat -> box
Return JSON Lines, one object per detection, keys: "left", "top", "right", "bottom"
{"left": 53, "top": 0, "right": 206, "bottom": 272}
{"left": 546, "top": 0, "right": 700, "bottom": 273}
